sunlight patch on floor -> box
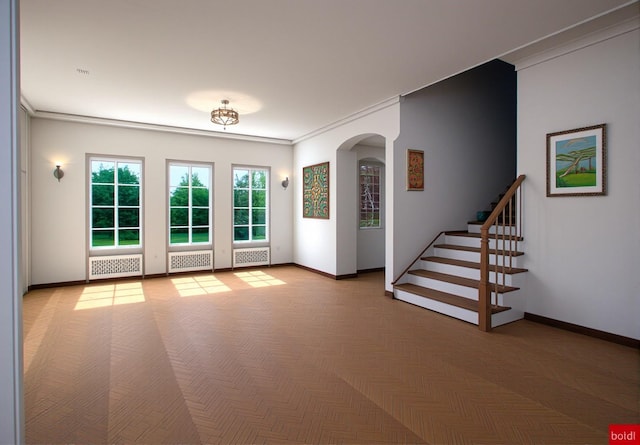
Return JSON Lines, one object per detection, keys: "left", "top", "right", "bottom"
{"left": 75, "top": 282, "right": 145, "bottom": 310}
{"left": 234, "top": 270, "right": 286, "bottom": 287}
{"left": 171, "top": 275, "right": 231, "bottom": 297}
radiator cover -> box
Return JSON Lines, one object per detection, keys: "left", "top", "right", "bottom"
{"left": 168, "top": 250, "right": 214, "bottom": 273}
{"left": 89, "top": 254, "right": 143, "bottom": 280}
{"left": 233, "top": 247, "right": 270, "bottom": 268}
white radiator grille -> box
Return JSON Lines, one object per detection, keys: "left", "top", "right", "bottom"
{"left": 233, "top": 247, "right": 270, "bottom": 268}
{"left": 89, "top": 254, "right": 143, "bottom": 280}
{"left": 168, "top": 250, "right": 213, "bottom": 273}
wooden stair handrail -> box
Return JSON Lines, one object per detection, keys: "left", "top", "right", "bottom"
{"left": 479, "top": 174, "right": 526, "bottom": 332}
{"left": 391, "top": 231, "right": 445, "bottom": 286}
{"left": 480, "top": 175, "right": 526, "bottom": 231}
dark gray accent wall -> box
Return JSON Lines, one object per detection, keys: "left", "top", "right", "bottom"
{"left": 393, "top": 59, "right": 516, "bottom": 267}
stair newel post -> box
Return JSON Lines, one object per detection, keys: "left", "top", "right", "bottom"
{"left": 479, "top": 226, "right": 492, "bottom": 332}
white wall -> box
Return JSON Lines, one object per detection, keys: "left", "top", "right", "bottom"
{"left": 517, "top": 22, "right": 640, "bottom": 339}
{"left": 335, "top": 147, "right": 358, "bottom": 275}
{"left": 356, "top": 145, "right": 385, "bottom": 271}
{"left": 29, "top": 118, "right": 293, "bottom": 285}
{"left": 292, "top": 99, "right": 399, "bottom": 284}
{"left": 0, "top": 0, "right": 23, "bottom": 442}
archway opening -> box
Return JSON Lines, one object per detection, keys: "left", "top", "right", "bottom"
{"left": 335, "top": 134, "right": 386, "bottom": 276}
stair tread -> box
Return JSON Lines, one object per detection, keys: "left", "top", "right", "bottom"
{"left": 394, "top": 283, "right": 511, "bottom": 314}
{"left": 421, "top": 256, "right": 528, "bottom": 274}
{"left": 467, "top": 220, "right": 516, "bottom": 226}
{"left": 435, "top": 243, "right": 524, "bottom": 256}
{"left": 445, "top": 231, "right": 524, "bottom": 241}
{"left": 408, "top": 269, "right": 520, "bottom": 293}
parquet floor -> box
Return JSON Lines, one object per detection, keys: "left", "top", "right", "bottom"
{"left": 23, "top": 266, "right": 639, "bottom": 444}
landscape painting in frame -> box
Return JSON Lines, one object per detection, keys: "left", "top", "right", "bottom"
{"left": 302, "top": 161, "right": 329, "bottom": 219}
{"left": 546, "top": 124, "right": 607, "bottom": 197}
{"left": 406, "top": 149, "right": 424, "bottom": 191}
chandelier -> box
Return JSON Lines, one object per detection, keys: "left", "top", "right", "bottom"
{"left": 211, "top": 99, "right": 239, "bottom": 130}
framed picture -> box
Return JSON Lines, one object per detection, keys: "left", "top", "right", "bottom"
{"left": 302, "top": 161, "right": 329, "bottom": 219}
{"left": 546, "top": 124, "right": 606, "bottom": 197}
{"left": 406, "top": 149, "right": 424, "bottom": 191}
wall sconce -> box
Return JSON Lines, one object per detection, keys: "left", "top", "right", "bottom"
{"left": 281, "top": 177, "right": 289, "bottom": 190}
{"left": 53, "top": 165, "right": 64, "bottom": 182}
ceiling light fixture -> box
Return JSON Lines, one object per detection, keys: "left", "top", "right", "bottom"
{"left": 211, "top": 99, "right": 239, "bottom": 130}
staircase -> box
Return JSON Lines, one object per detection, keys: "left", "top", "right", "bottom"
{"left": 393, "top": 176, "right": 527, "bottom": 331}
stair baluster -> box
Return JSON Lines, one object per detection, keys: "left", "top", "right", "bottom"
{"left": 479, "top": 174, "right": 525, "bottom": 331}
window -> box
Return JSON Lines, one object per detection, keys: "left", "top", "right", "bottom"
{"left": 90, "top": 158, "right": 142, "bottom": 248}
{"left": 233, "top": 167, "right": 268, "bottom": 242}
{"left": 168, "top": 163, "right": 212, "bottom": 245}
{"left": 359, "top": 162, "right": 382, "bottom": 228}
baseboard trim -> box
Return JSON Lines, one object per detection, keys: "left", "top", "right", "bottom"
{"left": 524, "top": 312, "right": 639, "bottom": 349}
{"left": 336, "top": 273, "right": 358, "bottom": 280}
{"left": 357, "top": 267, "right": 385, "bottom": 274}
{"left": 293, "top": 264, "right": 358, "bottom": 280}
{"left": 28, "top": 280, "right": 87, "bottom": 291}
{"left": 293, "top": 264, "right": 337, "bottom": 280}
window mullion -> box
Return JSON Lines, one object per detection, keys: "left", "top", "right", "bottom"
{"left": 188, "top": 166, "right": 193, "bottom": 244}
{"left": 248, "top": 179, "right": 253, "bottom": 241}
{"left": 114, "top": 162, "right": 120, "bottom": 246}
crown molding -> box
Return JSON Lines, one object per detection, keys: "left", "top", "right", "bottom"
{"left": 292, "top": 96, "right": 400, "bottom": 145}
{"left": 20, "top": 95, "right": 35, "bottom": 114}
{"left": 27, "top": 110, "right": 293, "bottom": 146}
{"left": 506, "top": 4, "right": 639, "bottom": 71}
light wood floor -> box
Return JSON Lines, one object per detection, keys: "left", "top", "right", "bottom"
{"left": 23, "top": 266, "right": 638, "bottom": 444}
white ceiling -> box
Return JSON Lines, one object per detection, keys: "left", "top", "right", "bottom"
{"left": 19, "top": 0, "right": 635, "bottom": 143}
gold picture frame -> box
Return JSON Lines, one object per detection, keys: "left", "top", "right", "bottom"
{"left": 546, "top": 124, "right": 607, "bottom": 197}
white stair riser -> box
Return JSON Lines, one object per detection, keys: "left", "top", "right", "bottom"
{"left": 395, "top": 288, "right": 521, "bottom": 326}
{"left": 407, "top": 275, "right": 478, "bottom": 300}
{"left": 433, "top": 247, "right": 477, "bottom": 262}
{"left": 433, "top": 248, "right": 523, "bottom": 268}
{"left": 420, "top": 261, "right": 479, "bottom": 279}
{"left": 492, "top": 309, "right": 524, "bottom": 327}
{"left": 445, "top": 235, "right": 522, "bottom": 251}
{"left": 419, "top": 261, "right": 517, "bottom": 286}
{"left": 468, "top": 224, "right": 518, "bottom": 236}
{"left": 482, "top": 289, "right": 526, "bottom": 310}
{"left": 498, "top": 288, "right": 525, "bottom": 310}
{"left": 394, "top": 289, "right": 478, "bottom": 325}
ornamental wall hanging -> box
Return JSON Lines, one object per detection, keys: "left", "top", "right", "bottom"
{"left": 406, "top": 149, "right": 424, "bottom": 191}
{"left": 302, "top": 161, "right": 329, "bottom": 219}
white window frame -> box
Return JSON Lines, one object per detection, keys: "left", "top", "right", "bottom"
{"left": 359, "top": 161, "right": 383, "bottom": 229}
{"left": 167, "top": 161, "right": 213, "bottom": 247}
{"left": 232, "top": 165, "right": 270, "bottom": 244}
{"left": 88, "top": 155, "right": 143, "bottom": 251}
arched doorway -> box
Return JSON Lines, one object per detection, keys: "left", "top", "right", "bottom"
{"left": 335, "top": 133, "right": 385, "bottom": 276}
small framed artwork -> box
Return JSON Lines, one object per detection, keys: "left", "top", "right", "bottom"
{"left": 546, "top": 124, "right": 607, "bottom": 197}
{"left": 406, "top": 149, "right": 424, "bottom": 191}
{"left": 302, "top": 161, "right": 329, "bottom": 219}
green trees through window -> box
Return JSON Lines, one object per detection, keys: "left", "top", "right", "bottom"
{"left": 90, "top": 159, "right": 142, "bottom": 248}
{"left": 90, "top": 158, "right": 269, "bottom": 249}
{"left": 233, "top": 167, "right": 268, "bottom": 242}
{"left": 169, "top": 163, "right": 212, "bottom": 245}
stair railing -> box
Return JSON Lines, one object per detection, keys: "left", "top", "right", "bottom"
{"left": 479, "top": 174, "right": 526, "bottom": 332}
{"left": 391, "top": 231, "right": 445, "bottom": 286}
